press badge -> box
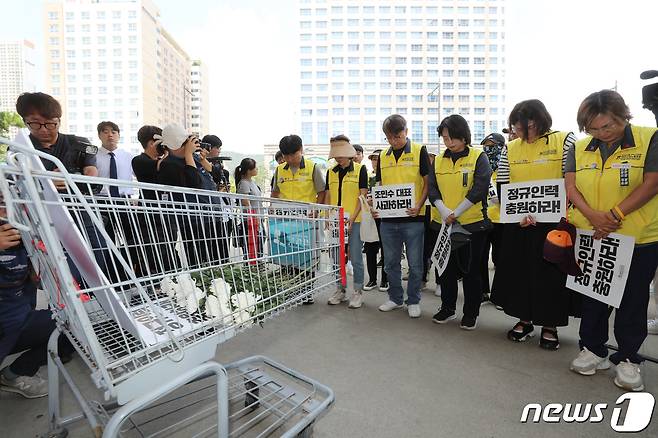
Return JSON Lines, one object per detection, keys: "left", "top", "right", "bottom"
{"left": 612, "top": 163, "right": 631, "bottom": 186}
{"left": 462, "top": 168, "right": 470, "bottom": 187}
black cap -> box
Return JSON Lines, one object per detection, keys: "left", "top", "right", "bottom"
{"left": 201, "top": 134, "right": 222, "bottom": 148}
{"left": 480, "top": 133, "right": 505, "bottom": 146}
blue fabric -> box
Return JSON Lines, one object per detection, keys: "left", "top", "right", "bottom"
{"left": 269, "top": 219, "right": 315, "bottom": 269}
{"left": 349, "top": 222, "right": 364, "bottom": 290}
{"left": 108, "top": 152, "right": 120, "bottom": 197}
{"left": 380, "top": 221, "right": 425, "bottom": 305}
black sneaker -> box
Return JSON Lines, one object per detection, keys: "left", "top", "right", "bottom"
{"left": 302, "top": 297, "right": 315, "bottom": 305}
{"left": 460, "top": 316, "right": 477, "bottom": 330}
{"left": 432, "top": 308, "right": 456, "bottom": 324}
{"left": 379, "top": 281, "right": 389, "bottom": 292}
{"left": 377, "top": 258, "right": 383, "bottom": 267}
{"left": 363, "top": 280, "right": 377, "bottom": 291}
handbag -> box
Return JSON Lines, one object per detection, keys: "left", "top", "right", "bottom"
{"left": 450, "top": 221, "right": 471, "bottom": 251}
{"left": 358, "top": 195, "right": 379, "bottom": 243}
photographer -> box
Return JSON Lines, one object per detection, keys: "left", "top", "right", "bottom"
{"left": 16, "top": 92, "right": 97, "bottom": 179}
{"left": 201, "top": 134, "right": 229, "bottom": 190}
{"left": 155, "top": 124, "right": 231, "bottom": 266}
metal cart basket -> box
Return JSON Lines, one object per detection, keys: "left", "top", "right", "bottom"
{"left": 0, "top": 137, "right": 343, "bottom": 437}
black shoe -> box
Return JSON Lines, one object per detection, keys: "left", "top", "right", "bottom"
{"left": 460, "top": 316, "right": 477, "bottom": 330}
{"left": 377, "top": 258, "right": 383, "bottom": 267}
{"left": 363, "top": 280, "right": 377, "bottom": 291}
{"left": 432, "top": 308, "right": 456, "bottom": 324}
{"left": 302, "top": 297, "right": 315, "bottom": 305}
{"left": 379, "top": 281, "right": 389, "bottom": 292}
{"left": 539, "top": 327, "right": 560, "bottom": 350}
{"left": 507, "top": 321, "right": 534, "bottom": 342}
{"left": 481, "top": 292, "right": 490, "bottom": 303}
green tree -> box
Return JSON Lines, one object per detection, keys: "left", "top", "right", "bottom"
{"left": 0, "top": 111, "right": 25, "bottom": 163}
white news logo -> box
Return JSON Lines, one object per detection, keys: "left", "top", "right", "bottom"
{"left": 520, "top": 392, "right": 655, "bottom": 432}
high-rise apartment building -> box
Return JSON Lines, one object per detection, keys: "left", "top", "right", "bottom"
{"left": 295, "top": 0, "right": 507, "bottom": 149}
{"left": 0, "top": 40, "right": 36, "bottom": 113}
{"left": 190, "top": 60, "right": 210, "bottom": 136}
{"left": 43, "top": 0, "right": 203, "bottom": 153}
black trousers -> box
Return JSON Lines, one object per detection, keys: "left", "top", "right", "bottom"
{"left": 480, "top": 223, "right": 504, "bottom": 295}
{"left": 579, "top": 242, "right": 658, "bottom": 364}
{"left": 423, "top": 225, "right": 439, "bottom": 283}
{"left": 364, "top": 219, "right": 387, "bottom": 283}
{"left": 438, "top": 230, "right": 487, "bottom": 318}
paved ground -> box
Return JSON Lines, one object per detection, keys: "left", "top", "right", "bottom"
{"left": 2, "top": 276, "right": 657, "bottom": 437}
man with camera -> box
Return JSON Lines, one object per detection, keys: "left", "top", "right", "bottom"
{"left": 16, "top": 92, "right": 98, "bottom": 180}
{"left": 202, "top": 134, "right": 231, "bottom": 191}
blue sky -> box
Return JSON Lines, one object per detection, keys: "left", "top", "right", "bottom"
{"left": 2, "top": 1, "right": 657, "bottom": 153}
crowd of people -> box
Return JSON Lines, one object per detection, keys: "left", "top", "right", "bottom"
{"left": 1, "top": 88, "right": 657, "bottom": 400}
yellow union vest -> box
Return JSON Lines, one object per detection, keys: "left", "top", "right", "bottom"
{"left": 328, "top": 161, "right": 363, "bottom": 222}
{"left": 488, "top": 170, "right": 500, "bottom": 223}
{"left": 569, "top": 125, "right": 658, "bottom": 244}
{"left": 434, "top": 147, "right": 486, "bottom": 225}
{"left": 507, "top": 131, "right": 569, "bottom": 183}
{"left": 276, "top": 158, "right": 317, "bottom": 203}
{"left": 379, "top": 142, "right": 426, "bottom": 216}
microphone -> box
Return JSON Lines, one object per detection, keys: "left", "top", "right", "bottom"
{"left": 640, "top": 70, "right": 658, "bottom": 80}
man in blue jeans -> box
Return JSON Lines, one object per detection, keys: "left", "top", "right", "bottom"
{"left": 374, "top": 115, "right": 430, "bottom": 318}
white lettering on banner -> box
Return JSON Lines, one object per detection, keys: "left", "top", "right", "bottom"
{"left": 372, "top": 184, "right": 415, "bottom": 218}
{"left": 566, "top": 230, "right": 634, "bottom": 308}
{"left": 132, "top": 301, "right": 207, "bottom": 345}
{"left": 499, "top": 178, "right": 565, "bottom": 223}
{"left": 430, "top": 222, "right": 452, "bottom": 277}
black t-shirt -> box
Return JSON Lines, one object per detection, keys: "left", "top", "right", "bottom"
{"left": 29, "top": 133, "right": 96, "bottom": 172}
{"left": 324, "top": 163, "right": 368, "bottom": 205}
{"left": 132, "top": 153, "right": 159, "bottom": 200}
{"left": 157, "top": 155, "right": 204, "bottom": 190}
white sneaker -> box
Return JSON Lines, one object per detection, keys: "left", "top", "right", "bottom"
{"left": 327, "top": 288, "right": 347, "bottom": 305}
{"left": 421, "top": 281, "right": 427, "bottom": 290}
{"left": 434, "top": 284, "right": 442, "bottom": 297}
{"left": 348, "top": 290, "right": 363, "bottom": 309}
{"left": 408, "top": 304, "right": 421, "bottom": 318}
{"left": 614, "top": 360, "right": 644, "bottom": 391}
{"left": 0, "top": 372, "right": 48, "bottom": 399}
{"left": 648, "top": 319, "right": 658, "bottom": 335}
{"left": 570, "top": 348, "right": 611, "bottom": 376}
{"left": 378, "top": 300, "right": 403, "bottom": 312}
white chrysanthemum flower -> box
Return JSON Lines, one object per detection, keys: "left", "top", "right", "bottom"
{"left": 231, "top": 291, "right": 261, "bottom": 315}
{"left": 186, "top": 293, "right": 199, "bottom": 314}
{"left": 160, "top": 276, "right": 177, "bottom": 297}
{"left": 176, "top": 274, "right": 196, "bottom": 295}
{"left": 209, "top": 278, "right": 232, "bottom": 302}
{"left": 233, "top": 310, "right": 252, "bottom": 326}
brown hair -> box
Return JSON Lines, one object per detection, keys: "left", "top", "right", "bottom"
{"left": 137, "top": 125, "right": 162, "bottom": 149}
{"left": 15, "top": 92, "right": 62, "bottom": 119}
{"left": 576, "top": 90, "right": 632, "bottom": 132}
{"left": 330, "top": 134, "right": 351, "bottom": 143}
{"left": 382, "top": 114, "right": 407, "bottom": 136}
{"left": 507, "top": 99, "right": 552, "bottom": 140}
{"left": 97, "top": 121, "right": 120, "bottom": 134}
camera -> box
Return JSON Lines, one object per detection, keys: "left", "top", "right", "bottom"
{"left": 69, "top": 136, "right": 98, "bottom": 175}
{"left": 198, "top": 141, "right": 212, "bottom": 151}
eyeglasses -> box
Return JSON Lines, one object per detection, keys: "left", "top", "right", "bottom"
{"left": 25, "top": 120, "right": 59, "bottom": 130}
{"left": 586, "top": 120, "right": 617, "bottom": 135}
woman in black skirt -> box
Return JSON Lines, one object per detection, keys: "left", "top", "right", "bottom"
{"left": 491, "top": 100, "right": 577, "bottom": 350}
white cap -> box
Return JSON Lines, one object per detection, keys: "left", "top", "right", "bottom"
{"left": 153, "top": 124, "right": 189, "bottom": 151}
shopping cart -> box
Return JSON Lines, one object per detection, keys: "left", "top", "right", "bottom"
{"left": 0, "top": 136, "right": 343, "bottom": 437}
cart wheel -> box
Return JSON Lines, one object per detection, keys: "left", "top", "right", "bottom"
{"left": 244, "top": 378, "right": 260, "bottom": 410}
{"left": 297, "top": 422, "right": 314, "bottom": 438}
{"left": 41, "top": 427, "right": 68, "bottom": 438}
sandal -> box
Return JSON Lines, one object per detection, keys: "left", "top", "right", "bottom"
{"left": 539, "top": 327, "right": 560, "bottom": 350}
{"left": 507, "top": 321, "right": 535, "bottom": 342}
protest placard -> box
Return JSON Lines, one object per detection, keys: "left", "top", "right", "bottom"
{"left": 499, "top": 178, "right": 565, "bottom": 223}
{"left": 430, "top": 221, "right": 452, "bottom": 277}
{"left": 372, "top": 183, "right": 415, "bottom": 218}
{"left": 566, "top": 230, "right": 634, "bottom": 308}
